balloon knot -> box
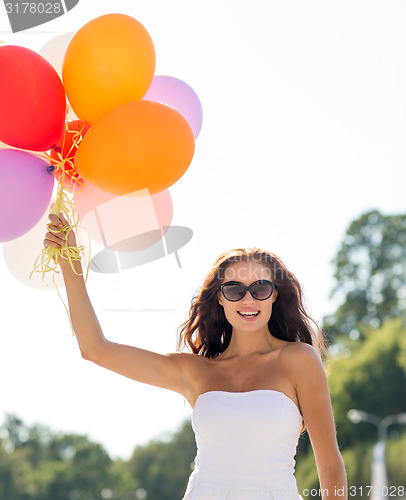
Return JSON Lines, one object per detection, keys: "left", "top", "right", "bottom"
{"left": 53, "top": 146, "right": 63, "bottom": 153}
{"left": 47, "top": 165, "right": 56, "bottom": 173}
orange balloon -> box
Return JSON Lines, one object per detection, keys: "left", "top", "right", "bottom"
{"left": 62, "top": 14, "right": 155, "bottom": 124}
{"left": 75, "top": 100, "right": 195, "bottom": 196}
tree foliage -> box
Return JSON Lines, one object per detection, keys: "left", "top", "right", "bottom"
{"left": 126, "top": 419, "right": 196, "bottom": 499}
{"left": 323, "top": 209, "right": 406, "bottom": 341}
{"left": 0, "top": 415, "right": 113, "bottom": 500}
{"left": 327, "top": 318, "right": 406, "bottom": 449}
{"left": 295, "top": 427, "right": 406, "bottom": 498}
{"left": 0, "top": 414, "right": 196, "bottom": 500}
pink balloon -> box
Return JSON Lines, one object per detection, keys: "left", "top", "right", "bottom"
{"left": 0, "top": 149, "right": 54, "bottom": 242}
{"left": 73, "top": 181, "right": 173, "bottom": 252}
{"left": 143, "top": 75, "right": 203, "bottom": 139}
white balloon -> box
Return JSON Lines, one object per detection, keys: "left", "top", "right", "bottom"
{"left": 39, "top": 32, "right": 74, "bottom": 78}
{"left": 3, "top": 207, "right": 90, "bottom": 291}
{"left": 39, "top": 32, "right": 78, "bottom": 121}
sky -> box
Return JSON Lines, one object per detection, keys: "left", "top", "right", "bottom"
{"left": 1, "top": 0, "right": 406, "bottom": 460}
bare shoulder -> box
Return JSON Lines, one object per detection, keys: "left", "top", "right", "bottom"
{"left": 279, "top": 340, "right": 320, "bottom": 358}
{"left": 278, "top": 342, "right": 324, "bottom": 379}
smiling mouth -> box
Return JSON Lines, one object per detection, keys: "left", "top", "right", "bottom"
{"left": 238, "top": 311, "right": 260, "bottom": 317}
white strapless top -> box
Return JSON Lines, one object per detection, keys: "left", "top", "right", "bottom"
{"left": 182, "top": 390, "right": 304, "bottom": 500}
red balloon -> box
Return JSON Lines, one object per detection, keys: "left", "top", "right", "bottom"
{"left": 0, "top": 45, "right": 66, "bottom": 151}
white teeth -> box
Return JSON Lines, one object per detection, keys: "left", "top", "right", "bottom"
{"left": 239, "top": 311, "right": 259, "bottom": 316}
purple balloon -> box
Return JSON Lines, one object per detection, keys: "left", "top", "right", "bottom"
{"left": 0, "top": 149, "right": 54, "bottom": 242}
{"left": 143, "top": 75, "right": 203, "bottom": 139}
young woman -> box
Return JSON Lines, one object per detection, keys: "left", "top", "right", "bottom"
{"left": 44, "top": 213, "right": 347, "bottom": 500}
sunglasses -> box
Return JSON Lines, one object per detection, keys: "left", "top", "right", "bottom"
{"left": 219, "top": 280, "right": 275, "bottom": 302}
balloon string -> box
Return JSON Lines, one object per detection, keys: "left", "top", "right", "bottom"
{"left": 52, "top": 120, "right": 87, "bottom": 180}
{"left": 29, "top": 120, "right": 91, "bottom": 336}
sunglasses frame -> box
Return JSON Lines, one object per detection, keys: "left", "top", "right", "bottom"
{"left": 219, "top": 279, "right": 276, "bottom": 302}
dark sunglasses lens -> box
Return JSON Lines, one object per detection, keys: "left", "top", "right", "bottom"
{"left": 251, "top": 281, "right": 273, "bottom": 300}
{"left": 222, "top": 284, "right": 245, "bottom": 301}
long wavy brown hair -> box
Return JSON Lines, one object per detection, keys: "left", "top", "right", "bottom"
{"left": 178, "top": 248, "right": 328, "bottom": 360}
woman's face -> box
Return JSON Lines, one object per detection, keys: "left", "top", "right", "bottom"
{"left": 218, "top": 260, "right": 278, "bottom": 331}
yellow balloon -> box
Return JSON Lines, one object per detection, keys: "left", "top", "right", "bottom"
{"left": 62, "top": 14, "right": 156, "bottom": 124}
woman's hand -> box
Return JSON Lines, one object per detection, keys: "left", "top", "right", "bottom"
{"left": 44, "top": 212, "right": 78, "bottom": 264}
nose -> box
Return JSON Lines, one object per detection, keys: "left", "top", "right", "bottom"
{"left": 241, "top": 290, "right": 256, "bottom": 303}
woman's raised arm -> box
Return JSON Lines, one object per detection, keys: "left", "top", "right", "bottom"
{"left": 44, "top": 213, "right": 193, "bottom": 398}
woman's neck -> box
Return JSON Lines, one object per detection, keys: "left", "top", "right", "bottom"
{"left": 220, "top": 327, "right": 276, "bottom": 359}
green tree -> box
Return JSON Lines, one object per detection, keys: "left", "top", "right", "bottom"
{"left": 37, "top": 434, "right": 113, "bottom": 500}
{"left": 127, "top": 419, "right": 196, "bottom": 500}
{"left": 0, "top": 444, "right": 26, "bottom": 500}
{"left": 327, "top": 318, "right": 406, "bottom": 449}
{"left": 109, "top": 457, "right": 142, "bottom": 499}
{"left": 0, "top": 416, "right": 115, "bottom": 500}
{"left": 295, "top": 429, "right": 406, "bottom": 498}
{"left": 323, "top": 210, "right": 406, "bottom": 341}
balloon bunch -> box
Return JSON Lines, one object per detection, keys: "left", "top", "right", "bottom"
{"left": 0, "top": 13, "right": 202, "bottom": 283}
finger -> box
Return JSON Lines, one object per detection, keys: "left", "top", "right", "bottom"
{"left": 48, "top": 213, "right": 62, "bottom": 227}
{"left": 58, "top": 212, "right": 69, "bottom": 225}
{"left": 45, "top": 231, "right": 66, "bottom": 245}
{"left": 48, "top": 223, "right": 65, "bottom": 236}
{"left": 44, "top": 238, "right": 62, "bottom": 250}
